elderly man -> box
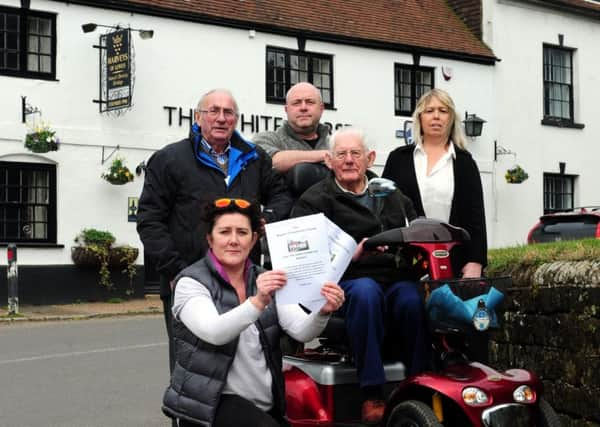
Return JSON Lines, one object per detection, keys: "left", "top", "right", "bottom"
{"left": 291, "top": 128, "right": 427, "bottom": 425}
{"left": 253, "top": 82, "right": 330, "bottom": 173}
{"left": 137, "top": 89, "right": 292, "bottom": 408}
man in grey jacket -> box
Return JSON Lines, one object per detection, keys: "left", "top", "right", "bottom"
{"left": 253, "top": 82, "right": 330, "bottom": 173}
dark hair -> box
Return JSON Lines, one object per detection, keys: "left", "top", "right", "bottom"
{"left": 202, "top": 198, "right": 262, "bottom": 233}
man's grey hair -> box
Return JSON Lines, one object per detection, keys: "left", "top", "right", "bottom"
{"left": 196, "top": 89, "right": 239, "bottom": 114}
{"left": 329, "top": 127, "right": 370, "bottom": 153}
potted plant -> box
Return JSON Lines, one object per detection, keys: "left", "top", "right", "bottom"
{"left": 72, "top": 228, "right": 139, "bottom": 293}
{"left": 24, "top": 122, "right": 59, "bottom": 153}
{"left": 101, "top": 157, "right": 134, "bottom": 185}
{"left": 505, "top": 165, "right": 529, "bottom": 184}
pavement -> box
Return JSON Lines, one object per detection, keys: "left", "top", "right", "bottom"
{"left": 0, "top": 295, "right": 164, "bottom": 323}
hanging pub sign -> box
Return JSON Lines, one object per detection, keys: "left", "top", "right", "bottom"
{"left": 95, "top": 28, "right": 133, "bottom": 113}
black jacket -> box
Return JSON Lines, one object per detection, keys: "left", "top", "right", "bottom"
{"left": 382, "top": 144, "right": 487, "bottom": 271}
{"left": 137, "top": 129, "right": 292, "bottom": 296}
{"left": 162, "top": 257, "right": 285, "bottom": 426}
{"left": 291, "top": 172, "right": 417, "bottom": 285}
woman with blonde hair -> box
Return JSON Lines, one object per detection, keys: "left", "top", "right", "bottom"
{"left": 383, "top": 88, "right": 487, "bottom": 278}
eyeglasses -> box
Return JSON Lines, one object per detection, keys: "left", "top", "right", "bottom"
{"left": 214, "top": 198, "right": 251, "bottom": 209}
{"left": 333, "top": 150, "right": 364, "bottom": 160}
{"left": 199, "top": 107, "right": 238, "bottom": 120}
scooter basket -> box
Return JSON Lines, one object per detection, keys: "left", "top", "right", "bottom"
{"left": 424, "top": 277, "right": 511, "bottom": 332}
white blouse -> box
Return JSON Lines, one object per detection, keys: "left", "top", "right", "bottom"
{"left": 413, "top": 141, "right": 456, "bottom": 222}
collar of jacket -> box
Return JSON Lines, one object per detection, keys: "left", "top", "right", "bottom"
{"left": 190, "top": 124, "right": 259, "bottom": 187}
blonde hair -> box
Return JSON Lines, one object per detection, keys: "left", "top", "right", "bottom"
{"left": 412, "top": 88, "right": 467, "bottom": 150}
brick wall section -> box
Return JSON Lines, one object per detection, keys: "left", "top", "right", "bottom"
{"left": 489, "top": 261, "right": 600, "bottom": 426}
{"left": 445, "top": 0, "right": 482, "bottom": 39}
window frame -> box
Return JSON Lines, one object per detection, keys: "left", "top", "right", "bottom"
{"left": 265, "top": 46, "right": 334, "bottom": 109}
{"left": 543, "top": 173, "right": 575, "bottom": 214}
{"left": 541, "top": 44, "right": 583, "bottom": 128}
{"left": 0, "top": 5, "right": 57, "bottom": 80}
{"left": 394, "top": 63, "right": 435, "bottom": 117}
{"left": 0, "top": 161, "right": 57, "bottom": 244}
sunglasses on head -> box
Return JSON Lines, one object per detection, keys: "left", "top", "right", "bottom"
{"left": 214, "top": 198, "right": 251, "bottom": 209}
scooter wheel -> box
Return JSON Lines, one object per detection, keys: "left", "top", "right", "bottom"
{"left": 387, "top": 400, "right": 443, "bottom": 427}
{"left": 537, "top": 398, "right": 561, "bottom": 427}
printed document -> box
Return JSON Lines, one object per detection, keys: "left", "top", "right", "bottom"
{"left": 265, "top": 213, "right": 357, "bottom": 312}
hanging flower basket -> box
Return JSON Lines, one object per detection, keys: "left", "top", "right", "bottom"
{"left": 24, "top": 122, "right": 59, "bottom": 153}
{"left": 101, "top": 157, "right": 134, "bottom": 185}
{"left": 505, "top": 165, "right": 529, "bottom": 184}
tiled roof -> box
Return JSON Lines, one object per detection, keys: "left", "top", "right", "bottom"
{"left": 64, "top": 0, "right": 497, "bottom": 63}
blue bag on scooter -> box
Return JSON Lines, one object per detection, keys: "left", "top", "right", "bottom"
{"left": 426, "top": 284, "right": 504, "bottom": 329}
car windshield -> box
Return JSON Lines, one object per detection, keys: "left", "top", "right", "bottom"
{"left": 531, "top": 216, "right": 599, "bottom": 243}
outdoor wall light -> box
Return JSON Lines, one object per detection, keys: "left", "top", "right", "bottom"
{"left": 81, "top": 23, "right": 154, "bottom": 39}
{"left": 463, "top": 111, "right": 486, "bottom": 137}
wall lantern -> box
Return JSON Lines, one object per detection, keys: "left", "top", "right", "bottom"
{"left": 463, "top": 111, "right": 486, "bottom": 137}
{"left": 81, "top": 23, "right": 154, "bottom": 39}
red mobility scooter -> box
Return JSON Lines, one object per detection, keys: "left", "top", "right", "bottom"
{"left": 282, "top": 212, "right": 560, "bottom": 426}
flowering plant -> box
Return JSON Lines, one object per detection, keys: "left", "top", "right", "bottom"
{"left": 24, "top": 122, "right": 59, "bottom": 153}
{"left": 101, "top": 157, "right": 134, "bottom": 185}
{"left": 505, "top": 165, "right": 529, "bottom": 184}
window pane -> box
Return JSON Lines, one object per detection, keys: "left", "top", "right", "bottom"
{"left": 40, "top": 55, "right": 50, "bottom": 72}
{"left": 401, "top": 98, "right": 411, "bottom": 113}
{"left": 290, "top": 54, "right": 298, "bottom": 69}
{"left": 298, "top": 71, "right": 308, "bottom": 81}
{"left": 321, "top": 59, "right": 330, "bottom": 73}
{"left": 27, "top": 53, "right": 39, "bottom": 71}
{"left": 313, "top": 58, "right": 322, "bottom": 73}
{"left": 6, "top": 51, "right": 18, "bottom": 69}
{"left": 40, "top": 36, "right": 50, "bottom": 54}
{"left": 290, "top": 70, "right": 298, "bottom": 84}
{"left": 313, "top": 74, "right": 322, "bottom": 87}
{"left": 39, "top": 18, "right": 51, "bottom": 36}
{"left": 321, "top": 75, "right": 330, "bottom": 89}
{"left": 29, "top": 35, "right": 39, "bottom": 53}
{"left": 7, "top": 32, "right": 18, "bottom": 49}
{"left": 276, "top": 52, "right": 285, "bottom": 68}
{"left": 7, "top": 14, "right": 18, "bottom": 31}
{"left": 28, "top": 17, "right": 38, "bottom": 33}
{"left": 298, "top": 56, "right": 308, "bottom": 71}
{"left": 321, "top": 88, "right": 330, "bottom": 104}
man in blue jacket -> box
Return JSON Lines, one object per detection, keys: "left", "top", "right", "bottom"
{"left": 137, "top": 89, "right": 292, "bottom": 421}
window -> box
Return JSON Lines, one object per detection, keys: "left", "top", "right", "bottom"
{"left": 394, "top": 64, "right": 434, "bottom": 116}
{"left": 0, "top": 5, "right": 56, "bottom": 79}
{"left": 544, "top": 173, "right": 575, "bottom": 213}
{"left": 543, "top": 45, "right": 573, "bottom": 122}
{"left": 0, "top": 162, "right": 57, "bottom": 243}
{"left": 266, "top": 46, "right": 334, "bottom": 107}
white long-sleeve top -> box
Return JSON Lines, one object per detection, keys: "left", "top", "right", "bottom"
{"left": 172, "top": 276, "right": 330, "bottom": 411}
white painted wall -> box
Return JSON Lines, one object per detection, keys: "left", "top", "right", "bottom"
{"left": 483, "top": 0, "right": 600, "bottom": 247}
{"left": 0, "top": 0, "right": 495, "bottom": 265}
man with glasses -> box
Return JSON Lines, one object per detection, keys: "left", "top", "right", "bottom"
{"left": 137, "top": 89, "right": 292, "bottom": 425}
{"left": 291, "top": 127, "right": 427, "bottom": 425}
{"left": 253, "top": 82, "right": 330, "bottom": 173}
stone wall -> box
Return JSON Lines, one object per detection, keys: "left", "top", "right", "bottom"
{"left": 489, "top": 261, "right": 600, "bottom": 427}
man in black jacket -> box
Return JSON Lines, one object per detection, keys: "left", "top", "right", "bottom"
{"left": 291, "top": 128, "right": 427, "bottom": 425}
{"left": 137, "top": 89, "right": 292, "bottom": 395}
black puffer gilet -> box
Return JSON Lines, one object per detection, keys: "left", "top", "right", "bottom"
{"left": 162, "top": 257, "right": 285, "bottom": 426}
